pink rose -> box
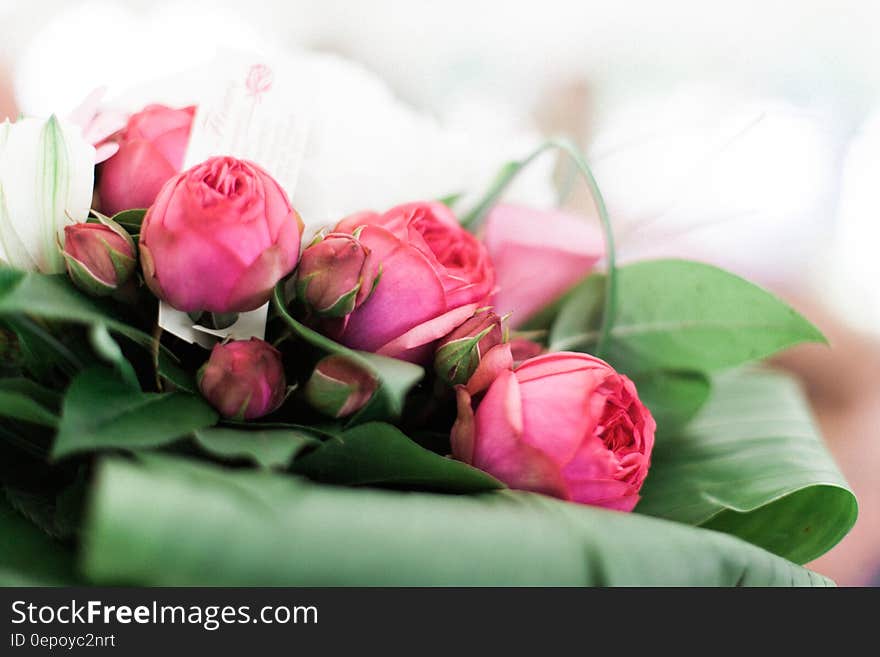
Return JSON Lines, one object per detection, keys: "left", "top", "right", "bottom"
{"left": 140, "top": 156, "right": 303, "bottom": 314}
{"left": 198, "top": 338, "right": 286, "bottom": 420}
{"left": 482, "top": 204, "right": 604, "bottom": 327}
{"left": 325, "top": 202, "right": 496, "bottom": 363}
{"left": 452, "top": 352, "right": 655, "bottom": 511}
{"left": 98, "top": 104, "right": 195, "bottom": 216}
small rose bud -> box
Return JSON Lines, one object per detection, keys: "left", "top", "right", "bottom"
{"left": 295, "top": 232, "right": 381, "bottom": 318}
{"left": 63, "top": 222, "right": 136, "bottom": 296}
{"left": 434, "top": 310, "right": 506, "bottom": 386}
{"left": 197, "top": 338, "right": 286, "bottom": 420}
{"left": 305, "top": 355, "right": 378, "bottom": 418}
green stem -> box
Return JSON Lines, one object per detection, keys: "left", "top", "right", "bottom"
{"left": 152, "top": 323, "right": 163, "bottom": 392}
{"left": 556, "top": 155, "right": 579, "bottom": 207}
{"left": 460, "top": 137, "right": 617, "bottom": 358}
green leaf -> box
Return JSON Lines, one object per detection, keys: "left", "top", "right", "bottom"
{"left": 52, "top": 368, "right": 218, "bottom": 459}
{"left": 550, "top": 260, "right": 826, "bottom": 374}
{"left": 0, "top": 268, "right": 125, "bottom": 331}
{"left": 637, "top": 369, "right": 857, "bottom": 564}
{"left": 3, "top": 316, "right": 84, "bottom": 377}
{"left": 545, "top": 272, "right": 605, "bottom": 344}
{"left": 0, "top": 270, "right": 187, "bottom": 392}
{"left": 0, "top": 388, "right": 58, "bottom": 427}
{"left": 0, "top": 268, "right": 170, "bottom": 359}
{"left": 4, "top": 473, "right": 86, "bottom": 540}
{"left": 0, "top": 498, "right": 79, "bottom": 585}
{"left": 157, "top": 354, "right": 197, "bottom": 393}
{"left": 89, "top": 323, "right": 139, "bottom": 389}
{"left": 80, "top": 454, "right": 832, "bottom": 586}
{"left": 0, "top": 377, "right": 61, "bottom": 410}
{"left": 631, "top": 370, "right": 711, "bottom": 434}
{"left": 350, "top": 353, "right": 423, "bottom": 423}
{"left": 272, "top": 282, "right": 424, "bottom": 423}
{"left": 291, "top": 422, "right": 503, "bottom": 493}
{"left": 109, "top": 208, "right": 147, "bottom": 234}
{"left": 193, "top": 427, "right": 320, "bottom": 469}
{"left": 437, "top": 192, "right": 463, "bottom": 208}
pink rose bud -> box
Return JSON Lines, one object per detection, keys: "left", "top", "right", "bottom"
{"left": 483, "top": 204, "right": 605, "bottom": 328}
{"left": 295, "top": 232, "right": 381, "bottom": 318}
{"left": 324, "top": 202, "right": 496, "bottom": 364}
{"left": 434, "top": 309, "right": 507, "bottom": 386}
{"left": 140, "top": 156, "right": 303, "bottom": 314}
{"left": 98, "top": 104, "right": 195, "bottom": 215}
{"left": 305, "top": 355, "right": 378, "bottom": 418}
{"left": 197, "top": 338, "right": 286, "bottom": 420}
{"left": 62, "top": 222, "right": 136, "bottom": 296}
{"left": 452, "top": 352, "right": 655, "bottom": 512}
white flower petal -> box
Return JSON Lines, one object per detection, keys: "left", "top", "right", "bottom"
{"left": 0, "top": 116, "right": 95, "bottom": 273}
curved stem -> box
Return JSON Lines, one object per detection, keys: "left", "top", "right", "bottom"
{"left": 460, "top": 138, "right": 617, "bottom": 357}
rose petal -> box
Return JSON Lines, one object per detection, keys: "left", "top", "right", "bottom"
{"left": 466, "top": 343, "right": 514, "bottom": 396}
{"left": 473, "top": 369, "right": 569, "bottom": 498}
{"left": 340, "top": 226, "right": 448, "bottom": 355}
{"left": 377, "top": 303, "right": 479, "bottom": 362}
{"left": 94, "top": 142, "right": 120, "bottom": 164}
{"left": 225, "top": 243, "right": 294, "bottom": 312}
{"left": 514, "top": 351, "right": 610, "bottom": 383}
{"left": 483, "top": 204, "right": 604, "bottom": 327}
{"left": 564, "top": 479, "right": 641, "bottom": 512}
{"left": 518, "top": 365, "right": 605, "bottom": 467}
{"left": 450, "top": 385, "right": 476, "bottom": 463}
{"left": 100, "top": 139, "right": 178, "bottom": 215}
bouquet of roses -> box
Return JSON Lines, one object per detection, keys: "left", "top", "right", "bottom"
{"left": 0, "top": 102, "right": 857, "bottom": 586}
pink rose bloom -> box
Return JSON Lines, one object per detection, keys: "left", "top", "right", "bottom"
{"left": 326, "top": 201, "right": 496, "bottom": 363}
{"left": 483, "top": 204, "right": 604, "bottom": 328}
{"left": 140, "top": 156, "right": 303, "bottom": 314}
{"left": 198, "top": 338, "right": 286, "bottom": 420}
{"left": 452, "top": 352, "right": 655, "bottom": 511}
{"left": 99, "top": 104, "right": 195, "bottom": 216}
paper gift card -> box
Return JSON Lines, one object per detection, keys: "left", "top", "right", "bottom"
{"left": 159, "top": 49, "right": 316, "bottom": 346}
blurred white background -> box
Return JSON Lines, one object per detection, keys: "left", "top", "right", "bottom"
{"left": 1, "top": 0, "right": 878, "bottom": 584}
{"left": 3, "top": 0, "right": 879, "bottom": 316}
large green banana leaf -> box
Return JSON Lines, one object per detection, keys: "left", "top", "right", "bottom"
{"left": 637, "top": 370, "right": 857, "bottom": 564}
{"left": 80, "top": 454, "right": 831, "bottom": 586}
{"left": 0, "top": 499, "right": 78, "bottom": 585}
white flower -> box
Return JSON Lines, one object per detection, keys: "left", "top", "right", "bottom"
{"left": 0, "top": 116, "right": 96, "bottom": 273}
